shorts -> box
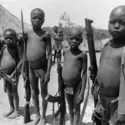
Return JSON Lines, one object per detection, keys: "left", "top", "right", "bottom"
{"left": 94, "top": 94, "right": 118, "bottom": 125}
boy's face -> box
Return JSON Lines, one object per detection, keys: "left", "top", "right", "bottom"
{"left": 4, "top": 31, "right": 16, "bottom": 46}
{"left": 108, "top": 7, "right": 125, "bottom": 39}
{"left": 68, "top": 29, "right": 82, "bottom": 50}
{"left": 53, "top": 26, "right": 58, "bottom": 33}
{"left": 31, "top": 10, "right": 44, "bottom": 29}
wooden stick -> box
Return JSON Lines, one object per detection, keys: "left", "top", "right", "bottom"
{"left": 78, "top": 75, "right": 90, "bottom": 125}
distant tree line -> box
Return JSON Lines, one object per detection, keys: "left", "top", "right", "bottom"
{"left": 43, "top": 12, "right": 110, "bottom": 41}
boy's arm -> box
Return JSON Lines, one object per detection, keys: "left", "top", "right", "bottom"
{"left": 11, "top": 32, "right": 28, "bottom": 78}
{"left": 80, "top": 53, "right": 88, "bottom": 97}
{"left": 59, "top": 33, "right": 63, "bottom": 41}
{"left": 45, "top": 32, "right": 52, "bottom": 83}
{"left": 117, "top": 51, "right": 125, "bottom": 124}
{"left": 10, "top": 60, "right": 23, "bottom": 77}
{"left": 77, "top": 52, "right": 87, "bottom": 104}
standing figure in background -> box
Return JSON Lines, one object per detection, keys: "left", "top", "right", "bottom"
{"left": 52, "top": 26, "right": 63, "bottom": 63}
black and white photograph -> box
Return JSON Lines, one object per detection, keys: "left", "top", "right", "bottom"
{"left": 0, "top": 0, "right": 125, "bottom": 125}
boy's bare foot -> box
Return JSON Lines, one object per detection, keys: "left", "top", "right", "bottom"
{"left": 4, "top": 109, "right": 14, "bottom": 117}
{"left": 33, "top": 116, "right": 41, "bottom": 125}
{"left": 7, "top": 110, "right": 20, "bottom": 119}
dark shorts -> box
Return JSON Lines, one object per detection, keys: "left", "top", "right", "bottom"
{"left": 29, "top": 60, "right": 47, "bottom": 80}
{"left": 29, "top": 62, "right": 48, "bottom": 96}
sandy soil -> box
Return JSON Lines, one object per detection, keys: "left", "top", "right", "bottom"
{"left": 0, "top": 64, "right": 94, "bottom": 125}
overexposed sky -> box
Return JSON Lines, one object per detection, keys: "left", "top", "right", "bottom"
{"left": 1, "top": 0, "right": 125, "bottom": 29}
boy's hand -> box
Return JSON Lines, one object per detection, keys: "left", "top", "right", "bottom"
{"left": 44, "top": 72, "right": 50, "bottom": 84}
{"left": 116, "top": 114, "right": 125, "bottom": 125}
{"left": 76, "top": 93, "right": 84, "bottom": 104}
{"left": 89, "top": 66, "right": 96, "bottom": 81}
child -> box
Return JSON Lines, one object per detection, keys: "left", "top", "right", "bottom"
{"left": 23, "top": 8, "right": 52, "bottom": 125}
{"left": 62, "top": 28, "right": 87, "bottom": 125}
{"left": 0, "top": 28, "right": 20, "bottom": 119}
{"left": 93, "top": 5, "right": 125, "bottom": 125}
{"left": 52, "top": 26, "right": 63, "bottom": 63}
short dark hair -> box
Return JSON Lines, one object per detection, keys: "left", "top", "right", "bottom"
{"left": 3, "top": 28, "right": 16, "bottom": 37}
{"left": 31, "top": 8, "right": 45, "bottom": 18}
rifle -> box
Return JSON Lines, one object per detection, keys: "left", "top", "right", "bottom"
{"left": 85, "top": 18, "right": 97, "bottom": 83}
{"left": 21, "top": 10, "right": 31, "bottom": 124}
{"left": 85, "top": 18, "right": 100, "bottom": 125}
{"left": 56, "top": 50, "right": 66, "bottom": 125}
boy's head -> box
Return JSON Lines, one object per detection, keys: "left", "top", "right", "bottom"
{"left": 108, "top": 5, "right": 125, "bottom": 39}
{"left": 67, "top": 28, "right": 83, "bottom": 50}
{"left": 3, "top": 28, "right": 17, "bottom": 46}
{"left": 31, "top": 8, "right": 45, "bottom": 29}
{"left": 53, "top": 26, "right": 58, "bottom": 33}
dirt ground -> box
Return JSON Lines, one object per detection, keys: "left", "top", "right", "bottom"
{"left": 0, "top": 63, "right": 94, "bottom": 125}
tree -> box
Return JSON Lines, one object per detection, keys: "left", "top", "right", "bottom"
{"left": 60, "top": 12, "right": 75, "bottom": 27}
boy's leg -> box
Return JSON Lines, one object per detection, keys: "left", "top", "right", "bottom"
{"left": 73, "top": 86, "right": 81, "bottom": 125}
{"left": 29, "top": 67, "right": 40, "bottom": 124}
{"left": 4, "top": 80, "right": 14, "bottom": 117}
{"left": 40, "top": 79, "right": 48, "bottom": 124}
{"left": 58, "top": 49, "right": 62, "bottom": 62}
{"left": 66, "top": 93, "right": 74, "bottom": 125}
{"left": 53, "top": 50, "right": 57, "bottom": 63}
{"left": 8, "top": 77, "right": 20, "bottom": 119}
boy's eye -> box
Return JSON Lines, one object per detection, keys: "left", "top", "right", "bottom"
{"left": 109, "top": 20, "right": 125, "bottom": 26}
{"left": 69, "top": 37, "right": 73, "bottom": 40}
{"left": 69, "top": 37, "right": 81, "bottom": 41}
{"left": 5, "top": 37, "right": 13, "bottom": 40}
{"left": 109, "top": 20, "right": 116, "bottom": 24}
{"left": 33, "top": 16, "right": 43, "bottom": 21}
{"left": 119, "top": 20, "right": 125, "bottom": 25}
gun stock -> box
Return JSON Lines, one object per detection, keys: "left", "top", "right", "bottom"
{"left": 21, "top": 10, "right": 31, "bottom": 123}
{"left": 85, "top": 18, "right": 98, "bottom": 83}
{"left": 85, "top": 19, "right": 101, "bottom": 125}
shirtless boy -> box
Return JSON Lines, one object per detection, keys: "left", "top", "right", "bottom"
{"left": 62, "top": 28, "right": 87, "bottom": 125}
{"left": 0, "top": 29, "right": 20, "bottom": 119}
{"left": 93, "top": 5, "right": 125, "bottom": 125}
{"left": 52, "top": 26, "right": 63, "bottom": 63}
{"left": 25, "top": 8, "right": 52, "bottom": 125}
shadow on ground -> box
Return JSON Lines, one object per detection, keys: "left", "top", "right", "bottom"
{"left": 19, "top": 106, "right": 35, "bottom": 117}
{"left": 46, "top": 113, "right": 69, "bottom": 125}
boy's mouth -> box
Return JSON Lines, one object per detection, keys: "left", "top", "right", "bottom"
{"left": 112, "top": 31, "right": 121, "bottom": 37}
{"left": 71, "top": 44, "right": 78, "bottom": 49}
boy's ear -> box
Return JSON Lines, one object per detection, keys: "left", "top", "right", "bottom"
{"left": 42, "top": 18, "right": 45, "bottom": 23}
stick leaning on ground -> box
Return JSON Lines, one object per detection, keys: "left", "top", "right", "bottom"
{"left": 78, "top": 74, "right": 90, "bottom": 125}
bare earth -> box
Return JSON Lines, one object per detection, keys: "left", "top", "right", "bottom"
{"left": 0, "top": 63, "right": 94, "bottom": 125}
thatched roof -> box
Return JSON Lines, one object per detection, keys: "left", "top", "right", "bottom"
{"left": 0, "top": 4, "right": 30, "bottom": 34}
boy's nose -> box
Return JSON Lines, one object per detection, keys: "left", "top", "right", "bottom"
{"left": 114, "top": 22, "right": 120, "bottom": 29}
{"left": 72, "top": 39, "right": 77, "bottom": 42}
